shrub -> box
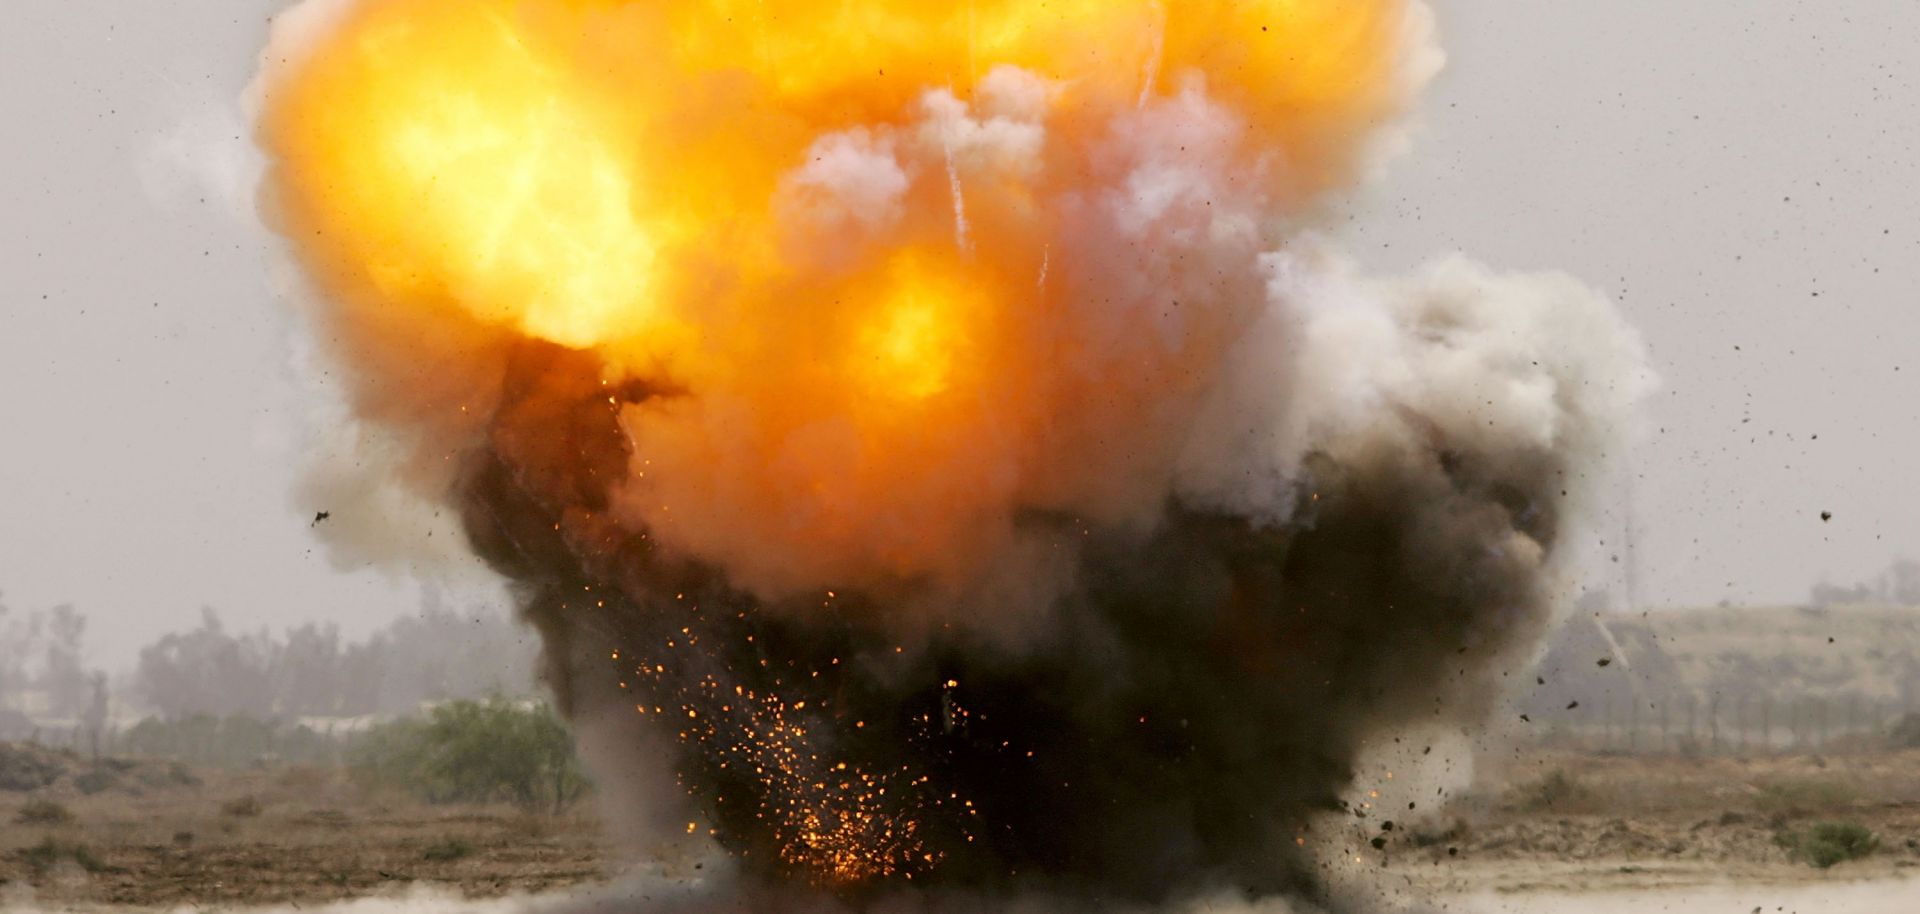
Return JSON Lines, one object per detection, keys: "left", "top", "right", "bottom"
{"left": 15, "top": 799, "right": 73, "bottom": 825}
{"left": 17, "top": 837, "right": 106, "bottom": 874}
{"left": 155, "top": 761, "right": 202, "bottom": 788}
{"left": 277, "top": 765, "right": 332, "bottom": 789}
{"left": 1754, "top": 779, "right": 1856, "bottom": 818}
{"left": 73, "top": 768, "right": 117, "bottom": 795}
{"left": 422, "top": 838, "right": 476, "bottom": 862}
{"left": 1777, "top": 821, "right": 1879, "bottom": 868}
{"left": 1889, "top": 712, "right": 1920, "bottom": 748}
{"left": 350, "top": 698, "right": 589, "bottom": 814}
{"left": 221, "top": 795, "right": 263, "bottom": 817}
{"left": 0, "top": 743, "right": 68, "bottom": 792}
{"left": 120, "top": 714, "right": 337, "bottom": 769}
{"left": 1408, "top": 818, "right": 1470, "bottom": 848}
{"left": 1512, "top": 769, "right": 1588, "bottom": 812}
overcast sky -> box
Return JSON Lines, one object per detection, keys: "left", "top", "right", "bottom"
{"left": 3, "top": 0, "right": 1917, "bottom": 670}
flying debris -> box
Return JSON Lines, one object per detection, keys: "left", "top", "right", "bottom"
{"left": 254, "top": 0, "right": 1652, "bottom": 906}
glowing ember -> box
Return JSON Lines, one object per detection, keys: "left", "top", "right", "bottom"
{"left": 613, "top": 603, "right": 967, "bottom": 885}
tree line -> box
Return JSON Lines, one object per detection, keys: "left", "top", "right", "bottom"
{"left": 1811, "top": 557, "right": 1920, "bottom": 608}
{"left": 0, "top": 596, "right": 98, "bottom": 720}
{"left": 0, "top": 590, "right": 540, "bottom": 724}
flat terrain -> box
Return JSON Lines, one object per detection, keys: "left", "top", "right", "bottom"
{"left": 0, "top": 750, "right": 609, "bottom": 909}
{"left": 6, "top": 744, "right": 1920, "bottom": 909}
{"left": 1407, "top": 749, "right": 1920, "bottom": 891}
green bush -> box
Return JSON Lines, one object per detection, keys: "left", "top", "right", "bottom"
{"left": 350, "top": 698, "right": 588, "bottom": 814}
{"left": 1776, "top": 821, "right": 1879, "bottom": 868}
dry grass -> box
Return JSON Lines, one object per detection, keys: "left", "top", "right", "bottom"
{"left": 1413, "top": 747, "right": 1920, "bottom": 885}
{"left": 14, "top": 798, "right": 74, "bottom": 826}
{"left": 1480, "top": 748, "right": 1920, "bottom": 818}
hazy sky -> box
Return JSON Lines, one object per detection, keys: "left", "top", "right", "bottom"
{"left": 3, "top": 0, "right": 1917, "bottom": 669}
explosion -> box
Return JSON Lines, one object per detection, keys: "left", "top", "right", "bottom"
{"left": 253, "top": 0, "right": 1651, "bottom": 908}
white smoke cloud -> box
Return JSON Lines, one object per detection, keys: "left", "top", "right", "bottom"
{"left": 780, "top": 128, "right": 912, "bottom": 244}
{"left": 1175, "top": 243, "right": 1655, "bottom": 529}
{"left": 136, "top": 103, "right": 261, "bottom": 222}
{"left": 917, "top": 67, "right": 1051, "bottom": 178}
{"left": 140, "top": 0, "right": 365, "bottom": 225}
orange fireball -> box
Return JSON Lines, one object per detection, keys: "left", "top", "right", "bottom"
{"left": 258, "top": 0, "right": 1422, "bottom": 600}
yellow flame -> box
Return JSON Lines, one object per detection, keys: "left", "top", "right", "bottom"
{"left": 857, "top": 252, "right": 986, "bottom": 403}
{"left": 263, "top": 0, "right": 1400, "bottom": 345}
{"left": 267, "top": 1, "right": 677, "bottom": 348}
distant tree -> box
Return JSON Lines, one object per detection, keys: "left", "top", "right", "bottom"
{"left": 120, "top": 713, "right": 334, "bottom": 768}
{"left": 372, "top": 601, "right": 538, "bottom": 711}
{"left": 41, "top": 605, "right": 91, "bottom": 717}
{"left": 1812, "top": 558, "right": 1920, "bottom": 608}
{"left": 273, "top": 622, "right": 345, "bottom": 716}
{"left": 1811, "top": 580, "right": 1877, "bottom": 608}
{"left": 337, "top": 636, "right": 388, "bottom": 715}
{"left": 83, "top": 672, "right": 108, "bottom": 759}
{"left": 135, "top": 609, "right": 273, "bottom": 719}
{"left": 1886, "top": 559, "right": 1920, "bottom": 606}
{"left": 0, "top": 592, "right": 22, "bottom": 703}
{"left": 0, "top": 599, "right": 102, "bottom": 722}
{"left": 123, "top": 591, "right": 538, "bottom": 719}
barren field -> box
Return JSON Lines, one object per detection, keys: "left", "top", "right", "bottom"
{"left": 1404, "top": 749, "right": 1920, "bottom": 892}
{"left": 6, "top": 744, "right": 1920, "bottom": 909}
{"left": 0, "top": 750, "right": 611, "bottom": 909}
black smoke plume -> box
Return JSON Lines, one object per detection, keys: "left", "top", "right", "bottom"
{"left": 455, "top": 330, "right": 1584, "bottom": 909}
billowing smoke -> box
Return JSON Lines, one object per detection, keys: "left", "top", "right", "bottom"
{"left": 249, "top": 0, "right": 1651, "bottom": 909}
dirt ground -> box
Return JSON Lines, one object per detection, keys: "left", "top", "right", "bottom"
{"left": 0, "top": 748, "right": 611, "bottom": 909}
{"left": 1394, "top": 748, "right": 1920, "bottom": 896}
{"left": 5, "top": 744, "right": 1920, "bottom": 908}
